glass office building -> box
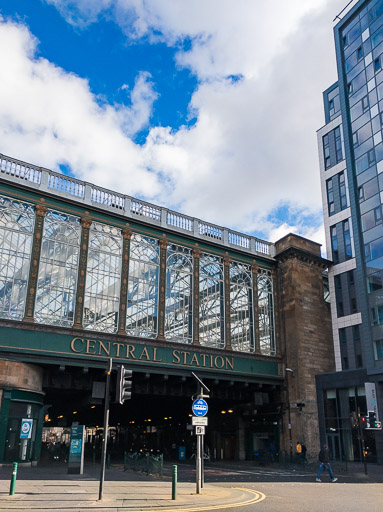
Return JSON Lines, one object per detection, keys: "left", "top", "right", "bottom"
{"left": 317, "top": 0, "right": 383, "bottom": 464}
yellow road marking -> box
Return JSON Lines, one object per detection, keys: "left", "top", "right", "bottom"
{"left": 118, "top": 487, "right": 266, "bottom": 512}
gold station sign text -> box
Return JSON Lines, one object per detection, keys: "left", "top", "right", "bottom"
{"left": 70, "top": 337, "right": 235, "bottom": 370}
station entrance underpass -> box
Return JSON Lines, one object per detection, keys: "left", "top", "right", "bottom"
{"left": 39, "top": 364, "right": 283, "bottom": 464}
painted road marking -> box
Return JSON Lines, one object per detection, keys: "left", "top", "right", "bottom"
{"left": 129, "top": 487, "right": 266, "bottom": 512}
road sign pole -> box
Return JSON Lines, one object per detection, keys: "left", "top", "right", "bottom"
{"left": 201, "top": 434, "right": 204, "bottom": 488}
{"left": 196, "top": 431, "right": 201, "bottom": 494}
{"left": 99, "top": 358, "right": 112, "bottom": 501}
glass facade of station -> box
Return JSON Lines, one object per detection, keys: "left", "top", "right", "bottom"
{"left": 0, "top": 193, "right": 276, "bottom": 355}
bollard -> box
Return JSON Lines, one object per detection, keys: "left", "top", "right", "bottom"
{"left": 9, "top": 462, "right": 18, "bottom": 496}
{"left": 106, "top": 453, "right": 110, "bottom": 469}
{"left": 172, "top": 464, "right": 177, "bottom": 500}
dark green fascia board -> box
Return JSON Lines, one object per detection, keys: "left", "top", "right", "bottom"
{"left": 8, "top": 389, "right": 44, "bottom": 403}
{"left": 0, "top": 181, "right": 274, "bottom": 269}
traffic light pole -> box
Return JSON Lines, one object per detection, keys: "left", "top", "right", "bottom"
{"left": 98, "top": 358, "right": 112, "bottom": 501}
{"left": 357, "top": 407, "right": 368, "bottom": 476}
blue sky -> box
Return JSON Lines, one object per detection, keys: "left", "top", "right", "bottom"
{"left": 0, "top": 0, "right": 352, "bottom": 248}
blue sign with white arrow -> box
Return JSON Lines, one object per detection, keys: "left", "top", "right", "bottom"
{"left": 192, "top": 398, "right": 208, "bottom": 417}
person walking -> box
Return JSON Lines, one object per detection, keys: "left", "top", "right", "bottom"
{"left": 295, "top": 441, "right": 302, "bottom": 463}
{"left": 301, "top": 442, "right": 308, "bottom": 463}
{"left": 316, "top": 444, "right": 337, "bottom": 482}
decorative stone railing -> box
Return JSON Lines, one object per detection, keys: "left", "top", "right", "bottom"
{"left": 0, "top": 153, "right": 275, "bottom": 258}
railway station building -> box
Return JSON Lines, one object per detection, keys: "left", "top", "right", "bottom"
{"left": 0, "top": 153, "right": 334, "bottom": 465}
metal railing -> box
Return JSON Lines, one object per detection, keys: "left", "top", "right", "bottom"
{"left": 0, "top": 153, "right": 275, "bottom": 258}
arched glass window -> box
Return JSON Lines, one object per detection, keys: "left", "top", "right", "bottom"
{"left": 35, "top": 210, "right": 81, "bottom": 327}
{"left": 126, "top": 233, "right": 159, "bottom": 338}
{"left": 230, "top": 261, "right": 254, "bottom": 352}
{"left": 0, "top": 195, "right": 35, "bottom": 320}
{"left": 258, "top": 269, "right": 275, "bottom": 356}
{"left": 83, "top": 222, "right": 122, "bottom": 333}
{"left": 165, "top": 244, "right": 193, "bottom": 343}
{"left": 199, "top": 253, "right": 225, "bottom": 348}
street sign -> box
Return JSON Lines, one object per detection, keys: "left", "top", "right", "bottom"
{"left": 68, "top": 425, "right": 85, "bottom": 474}
{"left": 20, "top": 419, "right": 33, "bottom": 439}
{"left": 192, "top": 416, "right": 208, "bottom": 426}
{"left": 195, "top": 426, "right": 205, "bottom": 435}
{"left": 192, "top": 398, "right": 208, "bottom": 417}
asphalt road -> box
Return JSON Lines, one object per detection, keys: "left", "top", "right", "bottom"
{"left": 219, "top": 481, "right": 383, "bottom": 512}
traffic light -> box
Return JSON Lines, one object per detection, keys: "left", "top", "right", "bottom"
{"left": 360, "top": 415, "right": 367, "bottom": 429}
{"left": 115, "top": 365, "right": 133, "bottom": 404}
{"left": 368, "top": 411, "right": 376, "bottom": 428}
{"left": 367, "top": 411, "right": 382, "bottom": 429}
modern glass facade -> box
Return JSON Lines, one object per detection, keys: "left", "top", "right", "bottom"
{"left": 318, "top": 0, "right": 383, "bottom": 464}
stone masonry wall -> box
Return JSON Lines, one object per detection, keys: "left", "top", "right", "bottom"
{"left": 0, "top": 360, "right": 43, "bottom": 393}
{"left": 276, "top": 234, "right": 335, "bottom": 459}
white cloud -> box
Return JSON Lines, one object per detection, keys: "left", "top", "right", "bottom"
{"left": 1, "top": 0, "right": 347, "bottom": 244}
{"left": 0, "top": 17, "right": 158, "bottom": 195}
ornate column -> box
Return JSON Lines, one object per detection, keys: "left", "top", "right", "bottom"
{"left": 192, "top": 249, "right": 201, "bottom": 346}
{"left": 23, "top": 204, "right": 47, "bottom": 322}
{"left": 223, "top": 257, "right": 231, "bottom": 350}
{"left": 73, "top": 218, "right": 93, "bottom": 330}
{"left": 157, "top": 239, "right": 168, "bottom": 341}
{"left": 252, "top": 264, "right": 260, "bottom": 354}
{"left": 117, "top": 229, "right": 132, "bottom": 335}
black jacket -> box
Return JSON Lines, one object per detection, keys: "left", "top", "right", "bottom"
{"left": 319, "top": 448, "right": 330, "bottom": 463}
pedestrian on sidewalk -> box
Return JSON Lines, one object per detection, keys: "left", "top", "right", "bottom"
{"left": 316, "top": 444, "right": 337, "bottom": 482}
{"left": 295, "top": 442, "right": 302, "bottom": 463}
{"left": 301, "top": 443, "right": 308, "bottom": 464}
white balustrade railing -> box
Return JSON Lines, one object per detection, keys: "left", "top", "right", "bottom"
{"left": 48, "top": 173, "right": 85, "bottom": 198}
{"left": 0, "top": 154, "right": 41, "bottom": 184}
{"left": 229, "top": 231, "right": 250, "bottom": 249}
{"left": 91, "top": 186, "right": 124, "bottom": 210}
{"left": 0, "top": 153, "right": 275, "bottom": 258}
{"left": 167, "top": 211, "right": 193, "bottom": 231}
{"left": 199, "top": 222, "right": 223, "bottom": 240}
{"left": 131, "top": 199, "right": 161, "bottom": 222}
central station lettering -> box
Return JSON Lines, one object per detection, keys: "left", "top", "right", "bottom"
{"left": 70, "top": 337, "right": 234, "bottom": 370}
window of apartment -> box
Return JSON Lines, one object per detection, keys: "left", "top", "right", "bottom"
{"left": 350, "top": 297, "right": 358, "bottom": 314}
{"left": 367, "top": 271, "right": 383, "bottom": 292}
{"left": 323, "top": 134, "right": 330, "bottom": 169}
{"left": 353, "top": 324, "right": 360, "bottom": 341}
{"left": 335, "top": 275, "right": 344, "bottom": 317}
{"left": 375, "top": 56, "right": 382, "bottom": 72}
{"left": 371, "top": 304, "right": 383, "bottom": 325}
{"left": 339, "top": 328, "right": 347, "bottom": 344}
{"left": 348, "top": 270, "right": 355, "bottom": 286}
{"left": 331, "top": 226, "right": 339, "bottom": 264}
{"left": 329, "top": 99, "right": 335, "bottom": 116}
{"left": 343, "top": 35, "right": 349, "bottom": 48}
{"left": 356, "top": 354, "right": 363, "bottom": 368}
{"left": 339, "top": 172, "right": 347, "bottom": 210}
{"left": 362, "top": 95, "right": 369, "bottom": 112}
{"left": 362, "top": 206, "right": 383, "bottom": 231}
{"left": 343, "top": 357, "right": 349, "bottom": 370}
{"left": 353, "top": 132, "right": 359, "bottom": 146}
{"left": 374, "top": 340, "right": 383, "bottom": 360}
{"left": 327, "top": 178, "right": 335, "bottom": 215}
{"left": 359, "top": 176, "right": 378, "bottom": 202}
{"left": 335, "top": 126, "right": 343, "bottom": 162}
{"left": 343, "top": 219, "right": 353, "bottom": 259}
{"left": 357, "top": 46, "right": 364, "bottom": 61}
{"left": 348, "top": 82, "right": 353, "bottom": 95}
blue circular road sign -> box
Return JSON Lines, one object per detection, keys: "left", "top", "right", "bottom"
{"left": 192, "top": 398, "right": 208, "bottom": 417}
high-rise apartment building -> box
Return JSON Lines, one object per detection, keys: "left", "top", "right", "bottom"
{"left": 317, "top": 0, "right": 383, "bottom": 464}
